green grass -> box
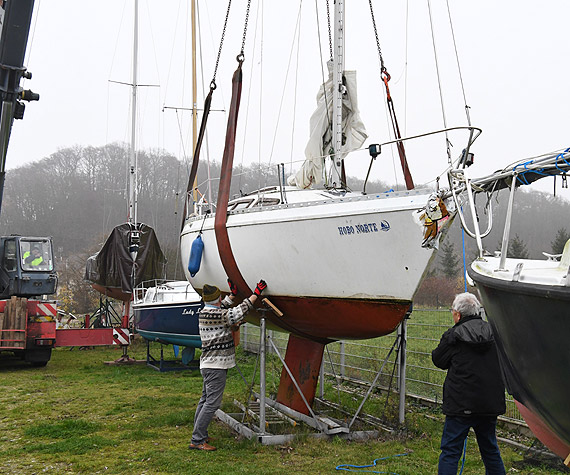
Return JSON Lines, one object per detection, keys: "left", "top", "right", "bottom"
{"left": 0, "top": 340, "right": 566, "bottom": 474}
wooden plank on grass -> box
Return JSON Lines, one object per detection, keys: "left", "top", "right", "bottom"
{"left": 15, "top": 298, "right": 26, "bottom": 345}
{"left": 5, "top": 298, "right": 14, "bottom": 347}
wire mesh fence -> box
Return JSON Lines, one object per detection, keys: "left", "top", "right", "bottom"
{"left": 240, "top": 307, "right": 524, "bottom": 425}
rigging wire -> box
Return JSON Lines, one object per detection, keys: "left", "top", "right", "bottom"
{"left": 427, "top": 0, "right": 475, "bottom": 187}
{"left": 426, "top": 0, "right": 452, "bottom": 164}
{"left": 237, "top": 0, "right": 261, "bottom": 193}
{"left": 258, "top": 1, "right": 264, "bottom": 185}
{"left": 446, "top": 0, "right": 471, "bottom": 125}
{"left": 404, "top": 0, "right": 409, "bottom": 137}
{"left": 288, "top": 7, "right": 303, "bottom": 175}
{"left": 163, "top": 0, "right": 187, "bottom": 130}
{"left": 311, "top": 0, "right": 333, "bottom": 177}
{"left": 199, "top": 0, "right": 225, "bottom": 209}
{"left": 267, "top": 1, "right": 304, "bottom": 167}
{"left": 23, "top": 0, "right": 42, "bottom": 76}
{"left": 141, "top": 0, "right": 164, "bottom": 153}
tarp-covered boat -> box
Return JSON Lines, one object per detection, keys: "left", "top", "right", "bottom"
{"left": 85, "top": 223, "right": 166, "bottom": 302}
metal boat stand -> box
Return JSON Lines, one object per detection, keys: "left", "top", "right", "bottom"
{"left": 145, "top": 340, "right": 199, "bottom": 372}
{"left": 215, "top": 310, "right": 409, "bottom": 445}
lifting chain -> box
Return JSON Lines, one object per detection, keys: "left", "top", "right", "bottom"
{"left": 210, "top": 0, "right": 233, "bottom": 91}
{"left": 368, "top": 0, "right": 387, "bottom": 76}
{"left": 239, "top": 0, "right": 252, "bottom": 61}
{"left": 326, "top": 0, "right": 333, "bottom": 62}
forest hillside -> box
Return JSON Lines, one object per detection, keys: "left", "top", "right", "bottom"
{"left": 1, "top": 143, "right": 568, "bottom": 312}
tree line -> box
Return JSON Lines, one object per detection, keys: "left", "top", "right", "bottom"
{"left": 1, "top": 143, "right": 569, "bottom": 312}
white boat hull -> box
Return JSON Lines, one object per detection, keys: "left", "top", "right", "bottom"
{"left": 180, "top": 188, "right": 452, "bottom": 341}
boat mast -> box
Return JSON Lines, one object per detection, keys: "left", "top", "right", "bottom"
{"left": 128, "top": 0, "right": 139, "bottom": 227}
{"left": 331, "top": 0, "right": 345, "bottom": 186}
{"left": 191, "top": 0, "right": 198, "bottom": 214}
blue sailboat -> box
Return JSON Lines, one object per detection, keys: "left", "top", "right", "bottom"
{"left": 133, "top": 280, "right": 203, "bottom": 361}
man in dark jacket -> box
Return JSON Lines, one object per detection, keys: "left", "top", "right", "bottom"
{"left": 432, "top": 292, "right": 506, "bottom": 474}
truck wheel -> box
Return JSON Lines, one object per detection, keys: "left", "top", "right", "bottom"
{"left": 24, "top": 348, "right": 52, "bottom": 366}
{"left": 31, "top": 360, "right": 48, "bottom": 367}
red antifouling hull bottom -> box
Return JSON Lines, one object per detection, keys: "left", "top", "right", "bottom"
{"left": 516, "top": 400, "right": 570, "bottom": 463}
{"left": 254, "top": 295, "right": 410, "bottom": 342}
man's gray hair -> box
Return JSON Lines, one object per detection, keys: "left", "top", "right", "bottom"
{"left": 452, "top": 292, "right": 481, "bottom": 318}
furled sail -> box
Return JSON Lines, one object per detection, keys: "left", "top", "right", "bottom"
{"left": 288, "top": 62, "right": 368, "bottom": 189}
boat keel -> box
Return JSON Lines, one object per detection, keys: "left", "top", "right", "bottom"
{"left": 276, "top": 334, "right": 325, "bottom": 415}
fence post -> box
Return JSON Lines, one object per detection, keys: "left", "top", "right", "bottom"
{"left": 398, "top": 316, "right": 408, "bottom": 425}
{"left": 267, "top": 329, "right": 273, "bottom": 354}
{"left": 340, "top": 340, "right": 345, "bottom": 379}
{"left": 319, "top": 355, "right": 325, "bottom": 398}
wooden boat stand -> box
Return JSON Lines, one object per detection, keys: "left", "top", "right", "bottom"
{"left": 214, "top": 309, "right": 409, "bottom": 445}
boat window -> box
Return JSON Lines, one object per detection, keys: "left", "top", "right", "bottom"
{"left": 229, "top": 199, "right": 254, "bottom": 211}
{"left": 20, "top": 240, "right": 54, "bottom": 272}
{"left": 256, "top": 198, "right": 281, "bottom": 207}
{"left": 3, "top": 239, "right": 17, "bottom": 272}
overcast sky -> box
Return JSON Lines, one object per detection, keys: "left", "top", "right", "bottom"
{"left": 7, "top": 0, "right": 570, "bottom": 200}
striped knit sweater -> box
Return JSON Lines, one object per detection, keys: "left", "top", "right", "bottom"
{"left": 198, "top": 295, "right": 253, "bottom": 370}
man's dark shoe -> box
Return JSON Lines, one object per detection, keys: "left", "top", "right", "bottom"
{"left": 189, "top": 442, "right": 217, "bottom": 451}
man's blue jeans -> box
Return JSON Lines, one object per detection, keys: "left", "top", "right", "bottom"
{"left": 438, "top": 415, "right": 505, "bottom": 475}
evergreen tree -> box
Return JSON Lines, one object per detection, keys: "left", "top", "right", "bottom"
{"left": 439, "top": 242, "right": 461, "bottom": 278}
{"left": 551, "top": 228, "right": 570, "bottom": 254}
{"left": 508, "top": 234, "right": 529, "bottom": 259}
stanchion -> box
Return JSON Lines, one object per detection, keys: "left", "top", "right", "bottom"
{"left": 259, "top": 316, "right": 266, "bottom": 434}
{"left": 398, "top": 318, "right": 407, "bottom": 425}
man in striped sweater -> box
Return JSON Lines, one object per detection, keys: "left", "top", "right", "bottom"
{"left": 189, "top": 278, "right": 267, "bottom": 451}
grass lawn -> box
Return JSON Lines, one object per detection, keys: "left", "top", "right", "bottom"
{"left": 0, "top": 340, "right": 566, "bottom": 474}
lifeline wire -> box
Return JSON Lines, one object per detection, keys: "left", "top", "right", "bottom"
{"left": 336, "top": 452, "right": 409, "bottom": 474}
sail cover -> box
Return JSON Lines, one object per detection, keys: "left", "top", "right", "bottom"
{"left": 85, "top": 223, "right": 166, "bottom": 294}
{"left": 288, "top": 62, "right": 368, "bottom": 189}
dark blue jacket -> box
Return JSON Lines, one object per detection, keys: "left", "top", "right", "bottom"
{"left": 432, "top": 315, "right": 505, "bottom": 417}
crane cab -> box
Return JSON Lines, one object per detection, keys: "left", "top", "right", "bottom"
{"left": 0, "top": 236, "right": 57, "bottom": 298}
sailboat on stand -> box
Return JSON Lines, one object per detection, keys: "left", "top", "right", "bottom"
{"left": 458, "top": 150, "right": 570, "bottom": 463}
{"left": 180, "top": 0, "right": 481, "bottom": 414}
{"left": 85, "top": 0, "right": 167, "bottom": 336}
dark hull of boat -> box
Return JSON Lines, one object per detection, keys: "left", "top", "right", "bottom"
{"left": 468, "top": 268, "right": 570, "bottom": 460}
{"left": 134, "top": 301, "right": 203, "bottom": 347}
{"left": 246, "top": 295, "right": 411, "bottom": 343}
{"left": 91, "top": 284, "right": 133, "bottom": 302}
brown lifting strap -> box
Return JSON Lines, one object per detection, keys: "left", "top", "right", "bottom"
{"left": 213, "top": 60, "right": 253, "bottom": 299}
{"left": 181, "top": 86, "right": 215, "bottom": 230}
{"left": 383, "top": 69, "right": 415, "bottom": 190}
